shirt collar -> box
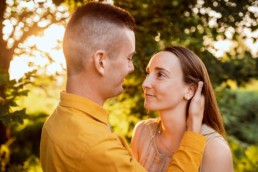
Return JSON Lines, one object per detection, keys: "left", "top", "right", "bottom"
{"left": 59, "top": 92, "right": 109, "bottom": 124}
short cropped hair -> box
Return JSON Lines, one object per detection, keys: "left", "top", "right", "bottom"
{"left": 63, "top": 2, "right": 135, "bottom": 75}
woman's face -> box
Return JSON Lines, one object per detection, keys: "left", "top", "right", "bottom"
{"left": 142, "top": 51, "right": 191, "bottom": 111}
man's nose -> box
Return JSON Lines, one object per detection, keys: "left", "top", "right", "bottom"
{"left": 129, "top": 61, "right": 134, "bottom": 73}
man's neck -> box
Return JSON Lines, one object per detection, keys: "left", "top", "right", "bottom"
{"left": 66, "top": 78, "right": 105, "bottom": 106}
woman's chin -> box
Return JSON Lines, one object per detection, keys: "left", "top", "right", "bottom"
{"left": 144, "top": 104, "right": 155, "bottom": 111}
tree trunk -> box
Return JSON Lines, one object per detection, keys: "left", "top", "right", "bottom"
{"left": 0, "top": 0, "right": 14, "bottom": 149}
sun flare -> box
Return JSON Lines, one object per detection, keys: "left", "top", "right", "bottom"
{"left": 9, "top": 24, "right": 66, "bottom": 80}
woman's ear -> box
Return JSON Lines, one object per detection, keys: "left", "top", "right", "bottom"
{"left": 184, "top": 83, "right": 196, "bottom": 100}
{"left": 93, "top": 50, "right": 107, "bottom": 76}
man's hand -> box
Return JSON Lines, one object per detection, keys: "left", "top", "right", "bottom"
{"left": 187, "top": 81, "right": 205, "bottom": 133}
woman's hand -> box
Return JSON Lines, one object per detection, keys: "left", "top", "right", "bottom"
{"left": 186, "top": 81, "right": 205, "bottom": 133}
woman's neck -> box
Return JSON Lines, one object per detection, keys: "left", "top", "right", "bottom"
{"left": 156, "top": 108, "right": 187, "bottom": 154}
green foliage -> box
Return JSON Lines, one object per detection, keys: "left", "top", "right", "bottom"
{"left": 222, "top": 52, "right": 258, "bottom": 86}
{"left": 218, "top": 86, "right": 258, "bottom": 144}
{"left": 0, "top": 69, "right": 31, "bottom": 171}
{"left": 53, "top": 0, "right": 103, "bottom": 11}
{"left": 0, "top": 70, "right": 33, "bottom": 126}
{"left": 0, "top": 67, "right": 61, "bottom": 171}
{"left": 7, "top": 113, "right": 46, "bottom": 171}
{"left": 229, "top": 136, "right": 258, "bottom": 172}
{"left": 217, "top": 83, "right": 258, "bottom": 171}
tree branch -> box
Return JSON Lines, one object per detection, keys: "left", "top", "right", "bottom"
{"left": 0, "top": 1, "right": 7, "bottom": 53}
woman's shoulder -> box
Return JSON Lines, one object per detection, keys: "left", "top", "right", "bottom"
{"left": 201, "top": 124, "right": 230, "bottom": 156}
{"left": 133, "top": 118, "right": 159, "bottom": 137}
{"left": 201, "top": 135, "right": 233, "bottom": 171}
{"left": 136, "top": 118, "right": 159, "bottom": 126}
{"left": 132, "top": 118, "right": 160, "bottom": 156}
{"left": 201, "top": 124, "right": 226, "bottom": 143}
{"left": 134, "top": 118, "right": 159, "bottom": 131}
{"left": 200, "top": 125, "right": 234, "bottom": 172}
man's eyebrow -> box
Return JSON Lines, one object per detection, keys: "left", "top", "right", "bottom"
{"left": 128, "top": 51, "right": 136, "bottom": 58}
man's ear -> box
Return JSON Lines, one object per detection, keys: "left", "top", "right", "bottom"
{"left": 184, "top": 83, "right": 196, "bottom": 100}
{"left": 93, "top": 50, "right": 108, "bottom": 76}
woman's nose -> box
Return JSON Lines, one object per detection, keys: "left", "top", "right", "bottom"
{"left": 142, "top": 75, "right": 152, "bottom": 89}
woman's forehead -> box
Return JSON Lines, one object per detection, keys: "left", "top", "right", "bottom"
{"left": 148, "top": 51, "right": 180, "bottom": 69}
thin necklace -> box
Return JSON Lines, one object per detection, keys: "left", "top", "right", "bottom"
{"left": 156, "top": 121, "right": 174, "bottom": 154}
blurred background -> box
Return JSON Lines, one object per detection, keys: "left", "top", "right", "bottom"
{"left": 0, "top": 0, "right": 257, "bottom": 171}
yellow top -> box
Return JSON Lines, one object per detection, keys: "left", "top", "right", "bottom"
{"left": 40, "top": 92, "right": 206, "bottom": 172}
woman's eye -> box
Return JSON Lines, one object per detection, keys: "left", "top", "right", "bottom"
{"left": 157, "top": 72, "right": 165, "bottom": 78}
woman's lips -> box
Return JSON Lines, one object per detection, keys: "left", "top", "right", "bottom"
{"left": 144, "top": 93, "right": 155, "bottom": 97}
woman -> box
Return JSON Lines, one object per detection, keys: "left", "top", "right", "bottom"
{"left": 131, "top": 46, "right": 233, "bottom": 172}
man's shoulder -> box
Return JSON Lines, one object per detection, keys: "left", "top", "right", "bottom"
{"left": 41, "top": 109, "right": 113, "bottom": 159}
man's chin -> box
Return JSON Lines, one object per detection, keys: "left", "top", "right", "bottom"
{"left": 117, "top": 87, "right": 124, "bottom": 95}
{"left": 112, "top": 87, "right": 124, "bottom": 97}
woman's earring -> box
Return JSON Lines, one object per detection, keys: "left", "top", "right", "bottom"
{"left": 184, "top": 96, "right": 190, "bottom": 100}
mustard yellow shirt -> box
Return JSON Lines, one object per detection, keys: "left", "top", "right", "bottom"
{"left": 40, "top": 92, "right": 206, "bottom": 172}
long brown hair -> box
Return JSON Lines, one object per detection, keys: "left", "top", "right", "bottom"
{"left": 164, "top": 46, "right": 225, "bottom": 136}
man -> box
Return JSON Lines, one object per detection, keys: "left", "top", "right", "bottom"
{"left": 40, "top": 2, "right": 206, "bottom": 171}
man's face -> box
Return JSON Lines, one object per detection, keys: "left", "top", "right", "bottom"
{"left": 105, "top": 28, "right": 135, "bottom": 98}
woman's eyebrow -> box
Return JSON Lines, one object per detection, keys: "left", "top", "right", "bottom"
{"left": 154, "top": 67, "right": 170, "bottom": 73}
